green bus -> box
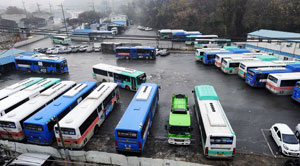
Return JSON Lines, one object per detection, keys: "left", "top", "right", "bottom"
{"left": 185, "top": 35, "right": 218, "bottom": 45}
{"left": 92, "top": 63, "right": 147, "bottom": 91}
{"left": 50, "top": 35, "right": 71, "bottom": 45}
{"left": 194, "top": 39, "right": 231, "bottom": 48}
{"left": 157, "top": 29, "right": 184, "bottom": 39}
{"left": 193, "top": 85, "right": 236, "bottom": 158}
{"left": 166, "top": 94, "right": 191, "bottom": 145}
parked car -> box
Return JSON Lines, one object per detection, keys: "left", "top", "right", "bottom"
{"left": 295, "top": 124, "right": 300, "bottom": 139}
{"left": 4, "top": 153, "right": 54, "bottom": 166}
{"left": 79, "top": 45, "right": 88, "bottom": 52}
{"left": 71, "top": 46, "right": 79, "bottom": 53}
{"left": 156, "top": 49, "right": 170, "bottom": 56}
{"left": 86, "top": 46, "right": 94, "bottom": 53}
{"left": 137, "top": 26, "right": 145, "bottom": 30}
{"left": 145, "top": 27, "right": 152, "bottom": 31}
{"left": 52, "top": 48, "right": 59, "bottom": 54}
{"left": 40, "top": 48, "right": 48, "bottom": 53}
{"left": 94, "top": 46, "right": 101, "bottom": 52}
{"left": 33, "top": 48, "right": 42, "bottom": 52}
{"left": 57, "top": 46, "right": 65, "bottom": 54}
{"left": 270, "top": 123, "right": 300, "bottom": 157}
{"left": 46, "top": 48, "right": 55, "bottom": 54}
{"left": 63, "top": 47, "right": 72, "bottom": 54}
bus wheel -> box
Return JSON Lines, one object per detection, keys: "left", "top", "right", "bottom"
{"left": 145, "top": 56, "right": 149, "bottom": 60}
{"left": 149, "top": 56, "right": 153, "bottom": 60}
{"left": 125, "top": 86, "right": 130, "bottom": 90}
{"left": 94, "top": 125, "right": 99, "bottom": 134}
{"left": 102, "top": 79, "right": 106, "bottom": 82}
{"left": 125, "top": 56, "right": 129, "bottom": 60}
{"left": 27, "top": 69, "right": 31, "bottom": 73}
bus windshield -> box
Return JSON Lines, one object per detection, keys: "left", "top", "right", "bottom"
{"left": 0, "top": 121, "right": 16, "bottom": 128}
{"left": 117, "top": 130, "right": 137, "bottom": 138}
{"left": 169, "top": 126, "right": 190, "bottom": 135}
{"left": 137, "top": 74, "right": 146, "bottom": 85}
{"left": 24, "top": 124, "right": 43, "bottom": 131}
{"left": 55, "top": 127, "right": 76, "bottom": 135}
{"left": 268, "top": 75, "right": 278, "bottom": 84}
{"left": 248, "top": 70, "right": 255, "bottom": 77}
{"left": 296, "top": 83, "right": 300, "bottom": 88}
{"left": 210, "top": 136, "right": 233, "bottom": 144}
{"left": 207, "top": 54, "right": 215, "bottom": 60}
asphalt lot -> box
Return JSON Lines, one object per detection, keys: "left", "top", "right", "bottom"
{"left": 0, "top": 26, "right": 300, "bottom": 164}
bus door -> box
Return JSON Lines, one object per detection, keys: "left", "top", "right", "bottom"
{"left": 131, "top": 78, "right": 136, "bottom": 90}
{"left": 108, "top": 72, "right": 114, "bottom": 82}
{"left": 38, "top": 61, "right": 47, "bottom": 73}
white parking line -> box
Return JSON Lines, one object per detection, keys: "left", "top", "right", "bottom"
{"left": 261, "top": 129, "right": 276, "bottom": 158}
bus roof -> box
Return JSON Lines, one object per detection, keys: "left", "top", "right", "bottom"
{"left": 286, "top": 64, "right": 300, "bottom": 72}
{"left": 269, "top": 72, "right": 300, "bottom": 80}
{"left": 16, "top": 54, "right": 66, "bottom": 63}
{"left": 116, "top": 46, "right": 155, "bottom": 50}
{"left": 250, "top": 67, "right": 290, "bottom": 74}
{"left": 57, "top": 83, "right": 117, "bottom": 128}
{"left": 0, "top": 81, "right": 75, "bottom": 122}
{"left": 187, "top": 35, "right": 218, "bottom": 38}
{"left": 256, "top": 55, "right": 279, "bottom": 61}
{"left": 172, "top": 94, "right": 188, "bottom": 112}
{"left": 205, "top": 50, "right": 230, "bottom": 55}
{"left": 223, "top": 46, "right": 239, "bottom": 51}
{"left": 169, "top": 113, "right": 191, "bottom": 126}
{"left": 159, "top": 29, "right": 184, "bottom": 33}
{"left": 115, "top": 83, "right": 158, "bottom": 131}
{"left": 194, "top": 85, "right": 219, "bottom": 101}
{"left": 240, "top": 61, "right": 284, "bottom": 67}
{"left": 92, "top": 63, "right": 145, "bottom": 78}
{"left": 24, "top": 81, "right": 96, "bottom": 126}
{"left": 225, "top": 57, "right": 258, "bottom": 63}
{"left": 231, "top": 48, "right": 252, "bottom": 54}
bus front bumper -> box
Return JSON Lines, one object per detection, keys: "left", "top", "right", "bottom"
{"left": 168, "top": 137, "right": 191, "bottom": 145}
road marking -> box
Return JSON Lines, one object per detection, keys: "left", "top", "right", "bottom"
{"left": 261, "top": 129, "right": 276, "bottom": 158}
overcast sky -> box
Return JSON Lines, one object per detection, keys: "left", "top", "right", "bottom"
{"left": 0, "top": 0, "right": 64, "bottom": 11}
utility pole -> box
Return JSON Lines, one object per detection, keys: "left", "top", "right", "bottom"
{"left": 60, "top": 3, "right": 68, "bottom": 36}
{"left": 92, "top": 0, "right": 95, "bottom": 12}
{"left": 37, "top": 3, "right": 41, "bottom": 13}
{"left": 22, "top": 1, "right": 27, "bottom": 18}
{"left": 49, "top": 2, "right": 52, "bottom": 15}
{"left": 54, "top": 116, "right": 70, "bottom": 164}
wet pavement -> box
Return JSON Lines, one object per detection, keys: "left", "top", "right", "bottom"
{"left": 0, "top": 26, "right": 299, "bottom": 164}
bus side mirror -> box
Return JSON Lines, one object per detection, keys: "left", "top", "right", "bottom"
{"left": 165, "top": 125, "right": 167, "bottom": 130}
{"left": 192, "top": 90, "right": 194, "bottom": 93}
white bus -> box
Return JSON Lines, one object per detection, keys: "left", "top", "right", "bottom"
{"left": 195, "top": 48, "right": 225, "bottom": 62}
{"left": 193, "top": 85, "right": 236, "bottom": 158}
{"left": 194, "top": 39, "right": 231, "bottom": 49}
{"left": 221, "top": 57, "right": 259, "bottom": 74}
{"left": 215, "top": 54, "right": 252, "bottom": 68}
{"left": 0, "top": 78, "right": 61, "bottom": 116}
{"left": 185, "top": 35, "right": 218, "bottom": 45}
{"left": 266, "top": 72, "right": 300, "bottom": 95}
{"left": 0, "top": 81, "right": 75, "bottom": 141}
{"left": 238, "top": 61, "right": 296, "bottom": 79}
{"left": 92, "top": 63, "right": 146, "bottom": 91}
{"left": 0, "top": 77, "right": 43, "bottom": 101}
{"left": 55, "top": 82, "right": 119, "bottom": 149}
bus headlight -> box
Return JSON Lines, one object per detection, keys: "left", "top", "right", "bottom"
{"left": 283, "top": 144, "right": 289, "bottom": 150}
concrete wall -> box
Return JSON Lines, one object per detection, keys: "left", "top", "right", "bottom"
{"left": 14, "top": 35, "right": 46, "bottom": 48}
{"left": 0, "top": 140, "right": 208, "bottom": 166}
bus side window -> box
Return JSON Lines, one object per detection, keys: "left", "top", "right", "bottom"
{"left": 108, "top": 72, "right": 113, "bottom": 77}
{"left": 93, "top": 68, "right": 108, "bottom": 76}
{"left": 114, "top": 73, "right": 121, "bottom": 81}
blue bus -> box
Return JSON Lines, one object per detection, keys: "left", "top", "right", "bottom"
{"left": 231, "top": 48, "right": 252, "bottom": 54}
{"left": 172, "top": 31, "right": 202, "bottom": 42}
{"left": 292, "top": 81, "right": 300, "bottom": 103}
{"left": 246, "top": 64, "right": 300, "bottom": 87}
{"left": 114, "top": 83, "right": 159, "bottom": 153}
{"left": 246, "top": 67, "right": 291, "bottom": 87}
{"left": 15, "top": 54, "right": 68, "bottom": 74}
{"left": 115, "top": 46, "right": 156, "bottom": 60}
{"left": 23, "top": 81, "right": 97, "bottom": 145}
{"left": 203, "top": 50, "right": 230, "bottom": 65}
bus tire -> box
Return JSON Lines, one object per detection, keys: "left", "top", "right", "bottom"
{"left": 125, "top": 56, "right": 129, "bottom": 60}
{"left": 149, "top": 56, "right": 153, "bottom": 60}
{"left": 94, "top": 125, "right": 99, "bottom": 134}
{"left": 125, "top": 86, "right": 130, "bottom": 90}
{"left": 102, "top": 79, "right": 107, "bottom": 82}
{"left": 27, "top": 69, "right": 31, "bottom": 73}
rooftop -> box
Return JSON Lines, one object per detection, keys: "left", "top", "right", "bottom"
{"left": 248, "top": 29, "right": 300, "bottom": 42}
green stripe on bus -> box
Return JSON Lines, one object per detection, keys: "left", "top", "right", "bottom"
{"left": 238, "top": 70, "right": 244, "bottom": 75}
{"left": 208, "top": 150, "right": 233, "bottom": 155}
{"left": 25, "top": 77, "right": 44, "bottom": 87}
{"left": 43, "top": 78, "right": 61, "bottom": 88}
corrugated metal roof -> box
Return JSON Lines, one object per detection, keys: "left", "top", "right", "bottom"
{"left": 248, "top": 29, "right": 300, "bottom": 42}
{"left": 72, "top": 29, "right": 93, "bottom": 35}
{"left": 111, "top": 21, "right": 126, "bottom": 25}
{"left": 0, "top": 49, "right": 24, "bottom": 65}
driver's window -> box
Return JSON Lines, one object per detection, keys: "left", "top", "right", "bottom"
{"left": 274, "top": 127, "right": 278, "bottom": 132}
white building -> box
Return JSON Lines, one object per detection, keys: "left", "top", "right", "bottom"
{"left": 246, "top": 29, "right": 300, "bottom": 60}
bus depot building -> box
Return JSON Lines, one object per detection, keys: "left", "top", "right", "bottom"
{"left": 246, "top": 29, "right": 300, "bottom": 61}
